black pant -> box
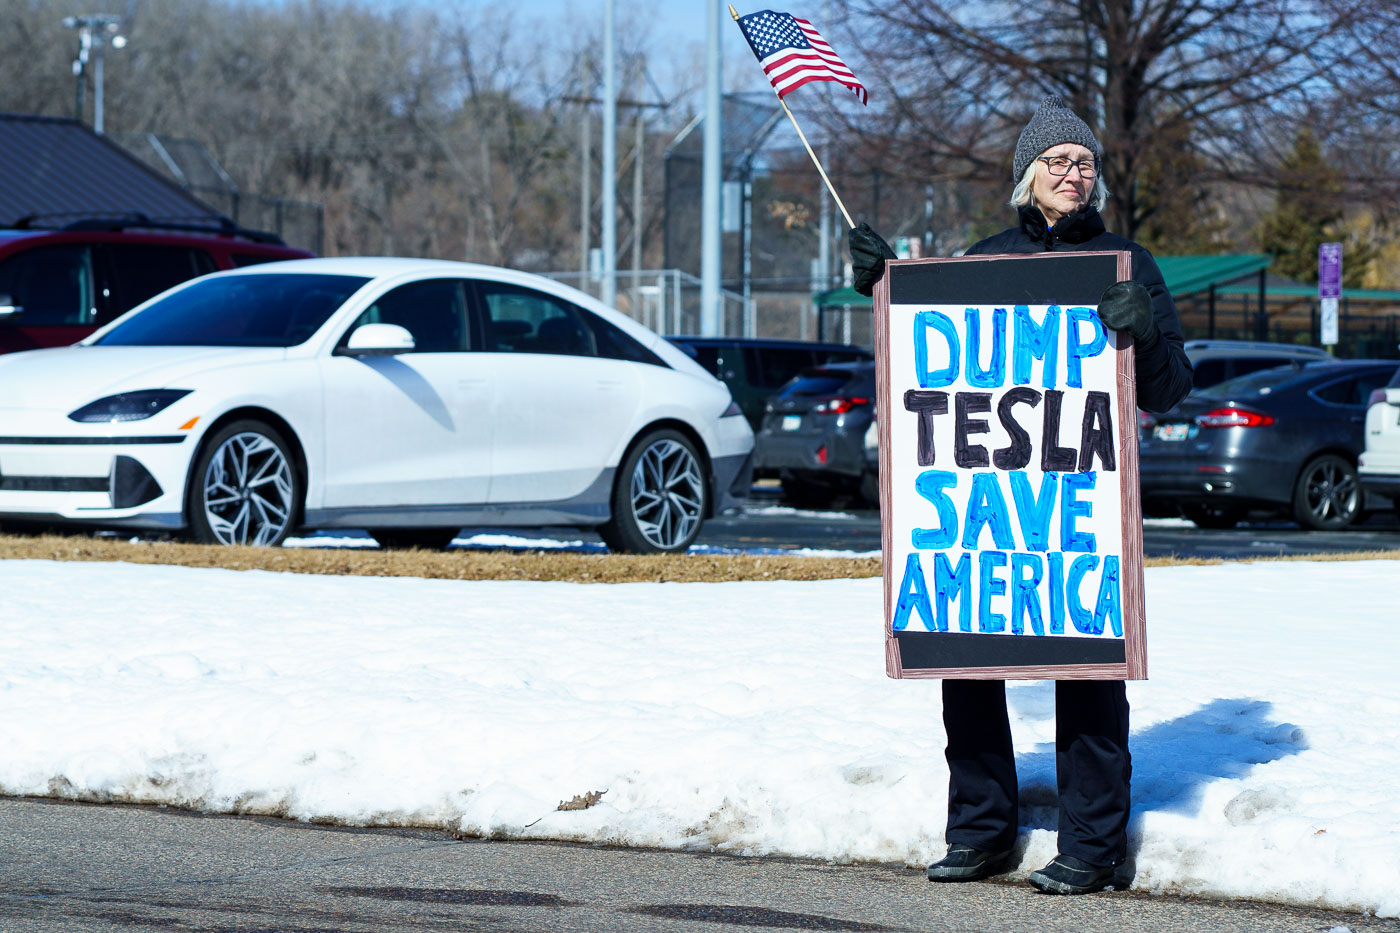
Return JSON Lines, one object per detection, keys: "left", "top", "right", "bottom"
{"left": 942, "top": 679, "right": 1131, "bottom": 867}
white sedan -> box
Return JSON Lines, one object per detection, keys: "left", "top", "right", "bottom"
{"left": 0, "top": 258, "right": 754, "bottom": 552}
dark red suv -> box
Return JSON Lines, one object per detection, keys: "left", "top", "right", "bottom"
{"left": 0, "top": 216, "right": 313, "bottom": 354}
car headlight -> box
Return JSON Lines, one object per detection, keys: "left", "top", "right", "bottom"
{"left": 721, "top": 401, "right": 743, "bottom": 417}
{"left": 68, "top": 389, "right": 192, "bottom": 423}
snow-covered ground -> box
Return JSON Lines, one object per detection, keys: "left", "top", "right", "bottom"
{"left": 1, "top": 557, "right": 1396, "bottom": 918}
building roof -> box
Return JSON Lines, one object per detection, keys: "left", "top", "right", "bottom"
{"left": 1151, "top": 254, "right": 1274, "bottom": 295}
{"left": 0, "top": 112, "right": 219, "bottom": 226}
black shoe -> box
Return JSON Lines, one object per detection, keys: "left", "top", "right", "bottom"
{"left": 1027, "top": 855, "right": 1126, "bottom": 895}
{"left": 925, "top": 845, "right": 1014, "bottom": 882}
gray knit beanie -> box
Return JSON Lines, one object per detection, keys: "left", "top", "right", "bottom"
{"left": 1012, "top": 96, "right": 1102, "bottom": 181}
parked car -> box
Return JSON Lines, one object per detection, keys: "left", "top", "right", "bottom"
{"left": 0, "top": 215, "right": 313, "bottom": 355}
{"left": 1139, "top": 359, "right": 1398, "bottom": 529}
{"left": 0, "top": 258, "right": 753, "bottom": 552}
{"left": 1358, "top": 364, "right": 1400, "bottom": 511}
{"left": 755, "top": 361, "right": 877, "bottom": 507}
{"left": 665, "top": 336, "right": 872, "bottom": 432}
{"left": 1182, "top": 339, "right": 1331, "bottom": 390}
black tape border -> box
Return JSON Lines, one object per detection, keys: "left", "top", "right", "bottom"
{"left": 889, "top": 253, "right": 1120, "bottom": 306}
{"left": 894, "top": 630, "right": 1126, "bottom": 670}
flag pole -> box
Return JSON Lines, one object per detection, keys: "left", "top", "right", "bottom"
{"left": 729, "top": 5, "right": 855, "bottom": 229}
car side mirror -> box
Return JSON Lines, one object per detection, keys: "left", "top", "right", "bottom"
{"left": 336, "top": 322, "right": 415, "bottom": 356}
{"left": 0, "top": 294, "right": 22, "bottom": 317}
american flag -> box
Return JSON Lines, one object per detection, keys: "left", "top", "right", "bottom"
{"left": 737, "top": 9, "right": 867, "bottom": 105}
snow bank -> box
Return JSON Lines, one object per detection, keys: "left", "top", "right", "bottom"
{"left": 1, "top": 558, "right": 1394, "bottom": 917}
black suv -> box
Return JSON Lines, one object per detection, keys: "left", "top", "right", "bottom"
{"left": 755, "top": 361, "right": 878, "bottom": 508}
{"left": 665, "top": 336, "right": 873, "bottom": 432}
{"left": 0, "top": 214, "right": 313, "bottom": 354}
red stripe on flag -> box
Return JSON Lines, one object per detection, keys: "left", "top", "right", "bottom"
{"left": 762, "top": 50, "right": 856, "bottom": 81}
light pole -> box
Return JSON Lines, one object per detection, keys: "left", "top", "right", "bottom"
{"left": 62, "top": 13, "right": 126, "bottom": 134}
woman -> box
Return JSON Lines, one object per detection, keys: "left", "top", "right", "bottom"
{"left": 849, "top": 96, "right": 1192, "bottom": 895}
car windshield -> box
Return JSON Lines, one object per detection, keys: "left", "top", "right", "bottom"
{"left": 96, "top": 273, "right": 368, "bottom": 347}
{"left": 1197, "top": 360, "right": 1321, "bottom": 398}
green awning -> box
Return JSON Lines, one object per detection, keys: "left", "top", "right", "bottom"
{"left": 814, "top": 285, "right": 870, "bottom": 309}
{"left": 1212, "top": 284, "right": 1400, "bottom": 302}
{"left": 1154, "top": 254, "right": 1273, "bottom": 295}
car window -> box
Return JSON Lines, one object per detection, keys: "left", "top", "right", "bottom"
{"left": 1190, "top": 358, "right": 1227, "bottom": 388}
{"left": 779, "top": 368, "right": 860, "bottom": 398}
{"left": 1230, "top": 356, "right": 1295, "bottom": 380}
{"left": 1198, "top": 361, "right": 1315, "bottom": 398}
{"left": 585, "top": 312, "right": 666, "bottom": 366}
{"left": 478, "top": 283, "right": 597, "bottom": 357}
{"left": 689, "top": 345, "right": 721, "bottom": 376}
{"left": 1312, "top": 372, "right": 1391, "bottom": 407}
{"left": 1388, "top": 366, "right": 1400, "bottom": 389}
{"left": 747, "top": 346, "right": 818, "bottom": 388}
{"left": 347, "top": 279, "right": 469, "bottom": 353}
{"left": 0, "top": 245, "right": 96, "bottom": 326}
{"left": 97, "top": 273, "right": 368, "bottom": 347}
{"left": 1311, "top": 376, "right": 1359, "bottom": 406}
{"left": 102, "top": 245, "right": 217, "bottom": 323}
{"left": 817, "top": 348, "right": 873, "bottom": 365}
{"left": 1353, "top": 372, "right": 1390, "bottom": 406}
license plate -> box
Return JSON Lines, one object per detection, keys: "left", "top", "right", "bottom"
{"left": 1153, "top": 422, "right": 1198, "bottom": 441}
{"left": 782, "top": 414, "right": 802, "bottom": 431}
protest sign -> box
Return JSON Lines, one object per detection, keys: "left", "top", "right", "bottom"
{"left": 873, "top": 252, "right": 1146, "bottom": 679}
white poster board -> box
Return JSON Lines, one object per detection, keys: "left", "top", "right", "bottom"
{"left": 874, "top": 252, "right": 1146, "bottom": 679}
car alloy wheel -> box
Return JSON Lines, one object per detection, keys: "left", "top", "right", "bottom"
{"left": 631, "top": 437, "right": 704, "bottom": 549}
{"left": 1293, "top": 453, "right": 1360, "bottom": 531}
{"left": 192, "top": 421, "right": 299, "bottom": 546}
{"left": 600, "top": 429, "right": 707, "bottom": 554}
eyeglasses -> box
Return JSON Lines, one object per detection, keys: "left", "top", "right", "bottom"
{"left": 1038, "top": 156, "right": 1099, "bottom": 179}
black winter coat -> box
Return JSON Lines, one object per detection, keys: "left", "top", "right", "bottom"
{"left": 965, "top": 205, "right": 1193, "bottom": 414}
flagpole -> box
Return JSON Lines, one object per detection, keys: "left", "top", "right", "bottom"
{"left": 778, "top": 97, "right": 853, "bottom": 229}
{"left": 729, "top": 5, "right": 855, "bottom": 229}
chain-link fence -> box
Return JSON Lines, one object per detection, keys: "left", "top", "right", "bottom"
{"left": 111, "top": 132, "right": 324, "bottom": 254}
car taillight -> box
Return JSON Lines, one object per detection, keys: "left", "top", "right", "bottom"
{"left": 813, "top": 396, "right": 870, "bottom": 415}
{"left": 1368, "top": 389, "right": 1388, "bottom": 407}
{"left": 1138, "top": 411, "right": 1156, "bottom": 431}
{"left": 1195, "top": 407, "right": 1275, "bottom": 428}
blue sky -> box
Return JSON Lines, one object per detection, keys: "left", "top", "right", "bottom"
{"left": 488, "top": 0, "right": 827, "bottom": 103}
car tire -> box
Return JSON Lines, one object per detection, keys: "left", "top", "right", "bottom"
{"left": 188, "top": 419, "right": 303, "bottom": 547}
{"left": 1292, "top": 453, "right": 1361, "bottom": 530}
{"left": 781, "top": 473, "right": 835, "bottom": 509}
{"left": 370, "top": 528, "right": 459, "bottom": 550}
{"left": 598, "top": 428, "right": 707, "bottom": 554}
{"left": 1180, "top": 503, "right": 1245, "bottom": 530}
{"left": 858, "top": 469, "right": 881, "bottom": 508}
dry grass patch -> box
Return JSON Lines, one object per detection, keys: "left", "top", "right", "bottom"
{"left": 0, "top": 532, "right": 1396, "bottom": 583}
{"left": 0, "top": 533, "right": 880, "bottom": 582}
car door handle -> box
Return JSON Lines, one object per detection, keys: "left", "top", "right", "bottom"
{"left": 597, "top": 380, "right": 625, "bottom": 390}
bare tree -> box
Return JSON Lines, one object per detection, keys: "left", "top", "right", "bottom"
{"left": 833, "top": 0, "right": 1369, "bottom": 245}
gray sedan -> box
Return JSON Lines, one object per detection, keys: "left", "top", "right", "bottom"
{"left": 1139, "top": 359, "right": 1400, "bottom": 529}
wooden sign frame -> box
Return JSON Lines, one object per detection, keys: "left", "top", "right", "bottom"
{"left": 874, "top": 251, "right": 1146, "bottom": 680}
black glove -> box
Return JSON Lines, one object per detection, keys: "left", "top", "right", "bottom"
{"left": 849, "top": 222, "right": 896, "bottom": 297}
{"left": 1097, "top": 281, "right": 1159, "bottom": 348}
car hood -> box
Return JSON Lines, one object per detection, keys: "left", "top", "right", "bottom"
{"left": 0, "top": 346, "right": 286, "bottom": 412}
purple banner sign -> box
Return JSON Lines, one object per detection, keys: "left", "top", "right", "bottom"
{"left": 1319, "top": 242, "right": 1343, "bottom": 300}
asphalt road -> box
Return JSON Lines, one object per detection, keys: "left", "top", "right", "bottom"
{"left": 513, "top": 485, "right": 1400, "bottom": 560}
{"left": 2, "top": 797, "right": 1393, "bottom": 933}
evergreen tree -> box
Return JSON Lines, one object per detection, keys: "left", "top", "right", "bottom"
{"left": 1255, "top": 130, "right": 1375, "bottom": 285}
